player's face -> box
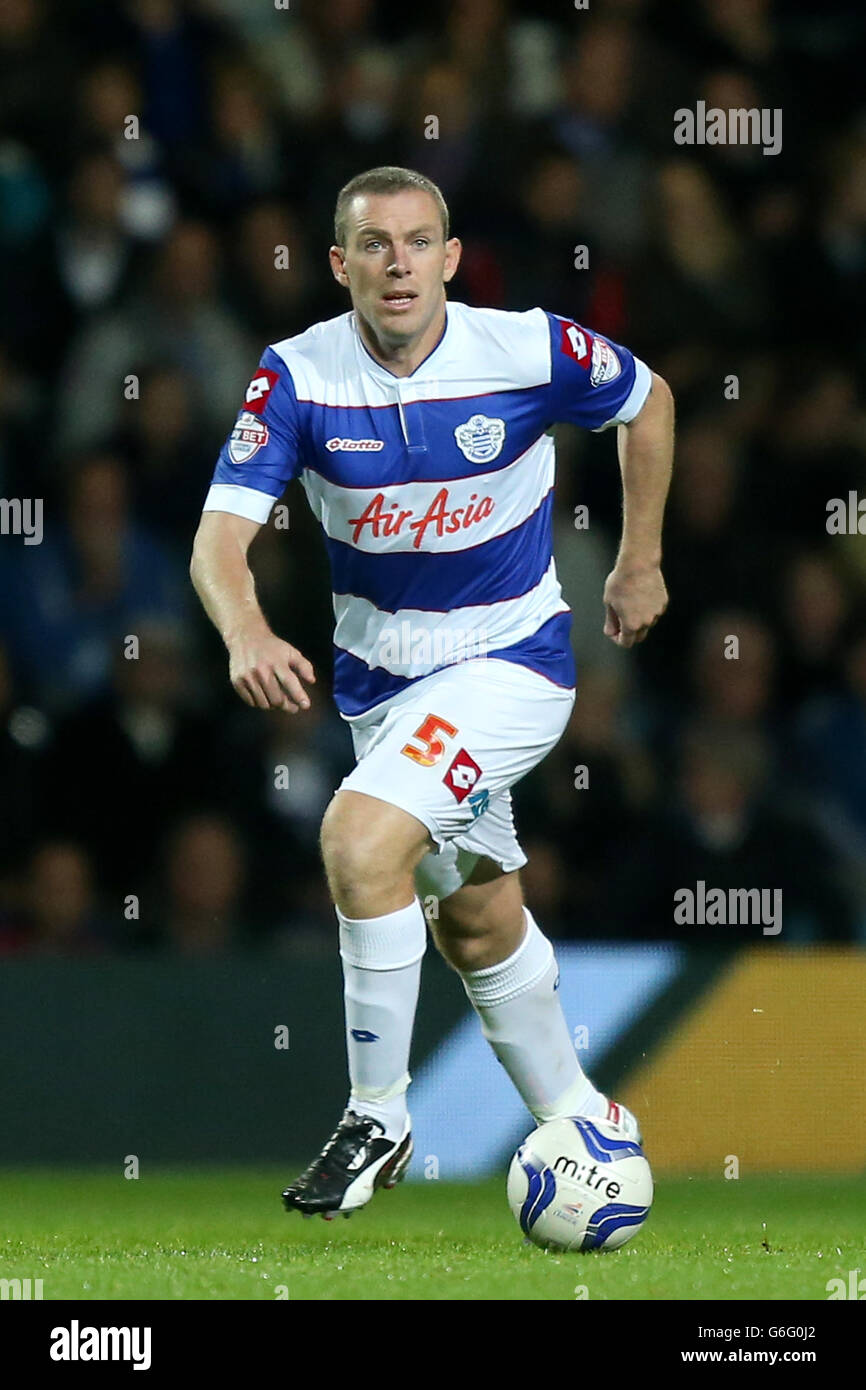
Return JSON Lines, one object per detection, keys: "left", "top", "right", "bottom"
{"left": 330, "top": 190, "right": 461, "bottom": 346}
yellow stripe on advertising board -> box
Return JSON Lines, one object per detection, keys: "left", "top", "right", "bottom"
{"left": 619, "top": 949, "right": 866, "bottom": 1173}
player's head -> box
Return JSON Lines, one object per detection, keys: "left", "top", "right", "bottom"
{"left": 330, "top": 166, "right": 461, "bottom": 346}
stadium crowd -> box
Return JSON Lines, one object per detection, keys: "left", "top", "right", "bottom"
{"left": 1, "top": 0, "right": 865, "bottom": 951}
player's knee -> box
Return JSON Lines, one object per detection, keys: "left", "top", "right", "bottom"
{"left": 319, "top": 796, "right": 369, "bottom": 885}
{"left": 431, "top": 879, "right": 527, "bottom": 972}
{"left": 429, "top": 901, "right": 496, "bottom": 972}
{"left": 432, "top": 925, "right": 497, "bottom": 973}
{"left": 319, "top": 791, "right": 428, "bottom": 895}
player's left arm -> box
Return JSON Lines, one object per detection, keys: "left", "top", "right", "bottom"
{"left": 544, "top": 311, "right": 674, "bottom": 647}
{"left": 603, "top": 372, "right": 674, "bottom": 648}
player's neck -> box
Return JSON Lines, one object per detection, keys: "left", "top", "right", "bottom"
{"left": 355, "top": 300, "right": 448, "bottom": 378}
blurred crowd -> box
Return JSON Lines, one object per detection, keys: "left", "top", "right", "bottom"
{"left": 1, "top": 0, "right": 865, "bottom": 952}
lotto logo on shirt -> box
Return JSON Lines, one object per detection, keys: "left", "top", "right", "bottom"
{"left": 243, "top": 368, "right": 279, "bottom": 414}
{"left": 326, "top": 437, "right": 384, "bottom": 452}
{"left": 443, "top": 748, "right": 483, "bottom": 803}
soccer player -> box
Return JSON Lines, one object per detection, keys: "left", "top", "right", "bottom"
{"left": 190, "top": 166, "right": 673, "bottom": 1218}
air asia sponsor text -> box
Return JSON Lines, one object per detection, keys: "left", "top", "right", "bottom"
{"left": 349, "top": 488, "right": 494, "bottom": 548}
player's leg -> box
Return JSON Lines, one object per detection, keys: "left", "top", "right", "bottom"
{"left": 282, "top": 789, "right": 432, "bottom": 1217}
{"left": 428, "top": 854, "right": 526, "bottom": 968}
{"left": 321, "top": 788, "right": 435, "bottom": 918}
{"left": 321, "top": 788, "right": 433, "bottom": 1139}
{"left": 426, "top": 853, "right": 640, "bottom": 1137}
{"left": 283, "top": 655, "right": 596, "bottom": 1218}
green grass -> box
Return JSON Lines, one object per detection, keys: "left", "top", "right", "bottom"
{"left": 0, "top": 1170, "right": 862, "bottom": 1300}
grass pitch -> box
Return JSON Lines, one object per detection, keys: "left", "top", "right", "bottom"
{"left": 1, "top": 1169, "right": 862, "bottom": 1301}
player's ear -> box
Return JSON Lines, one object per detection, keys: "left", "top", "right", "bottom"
{"left": 442, "top": 236, "right": 462, "bottom": 283}
{"left": 329, "top": 245, "right": 350, "bottom": 287}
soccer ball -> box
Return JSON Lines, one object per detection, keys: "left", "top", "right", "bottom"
{"left": 507, "top": 1115, "right": 653, "bottom": 1252}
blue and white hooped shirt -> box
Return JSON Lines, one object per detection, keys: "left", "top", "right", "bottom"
{"left": 203, "top": 301, "right": 652, "bottom": 720}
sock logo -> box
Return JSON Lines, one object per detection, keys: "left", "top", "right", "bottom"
{"left": 350, "top": 1029, "right": 380, "bottom": 1043}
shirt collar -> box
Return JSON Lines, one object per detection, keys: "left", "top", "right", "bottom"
{"left": 351, "top": 300, "right": 453, "bottom": 385}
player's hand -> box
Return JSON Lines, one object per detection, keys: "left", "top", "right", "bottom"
{"left": 602, "top": 563, "right": 668, "bottom": 648}
{"left": 227, "top": 630, "right": 316, "bottom": 712}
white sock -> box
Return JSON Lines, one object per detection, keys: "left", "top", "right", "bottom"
{"left": 337, "top": 895, "right": 427, "bottom": 1141}
{"left": 460, "top": 906, "right": 607, "bottom": 1123}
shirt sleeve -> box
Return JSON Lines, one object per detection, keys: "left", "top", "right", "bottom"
{"left": 544, "top": 311, "right": 652, "bottom": 433}
{"left": 202, "top": 346, "right": 303, "bottom": 523}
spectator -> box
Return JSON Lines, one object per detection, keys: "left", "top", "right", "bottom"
{"left": 0, "top": 841, "right": 110, "bottom": 955}
{"left": 76, "top": 59, "right": 176, "bottom": 239}
{"left": 794, "top": 617, "right": 866, "bottom": 884}
{"left": 39, "top": 617, "right": 226, "bottom": 897}
{"left": 0, "top": 453, "right": 188, "bottom": 711}
{"left": 613, "top": 720, "right": 856, "bottom": 941}
{"left": 160, "top": 814, "right": 247, "bottom": 954}
{"left": 226, "top": 200, "right": 330, "bottom": 344}
{"left": 57, "top": 220, "right": 253, "bottom": 452}
{"left": 219, "top": 685, "right": 354, "bottom": 927}
{"left": 0, "top": 640, "right": 46, "bottom": 897}
{"left": 775, "top": 551, "right": 852, "bottom": 713}
{"left": 111, "top": 366, "right": 216, "bottom": 554}
{"left": 53, "top": 149, "right": 146, "bottom": 317}
{"left": 514, "top": 665, "right": 655, "bottom": 934}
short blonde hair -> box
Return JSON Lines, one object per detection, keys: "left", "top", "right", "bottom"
{"left": 334, "top": 166, "right": 450, "bottom": 247}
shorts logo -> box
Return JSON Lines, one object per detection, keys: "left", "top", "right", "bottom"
{"left": 326, "top": 437, "right": 384, "bottom": 452}
{"left": 444, "top": 748, "right": 482, "bottom": 803}
{"left": 454, "top": 414, "right": 506, "bottom": 464}
{"left": 590, "top": 337, "right": 622, "bottom": 387}
{"left": 243, "top": 368, "right": 279, "bottom": 413}
{"left": 468, "top": 788, "right": 489, "bottom": 819}
{"left": 228, "top": 411, "right": 269, "bottom": 464}
{"left": 350, "top": 1029, "right": 380, "bottom": 1042}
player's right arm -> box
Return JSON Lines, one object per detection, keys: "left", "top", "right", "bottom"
{"left": 189, "top": 348, "right": 315, "bottom": 713}
{"left": 189, "top": 510, "right": 315, "bottom": 713}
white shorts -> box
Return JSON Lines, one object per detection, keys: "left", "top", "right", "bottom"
{"left": 337, "top": 658, "right": 576, "bottom": 903}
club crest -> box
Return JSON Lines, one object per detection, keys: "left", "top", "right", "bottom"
{"left": 454, "top": 413, "right": 506, "bottom": 464}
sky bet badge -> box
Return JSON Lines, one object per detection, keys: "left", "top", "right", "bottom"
{"left": 589, "top": 338, "right": 622, "bottom": 388}
{"left": 228, "top": 411, "right": 269, "bottom": 464}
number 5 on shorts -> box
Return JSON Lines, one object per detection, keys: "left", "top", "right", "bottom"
{"left": 401, "top": 714, "right": 458, "bottom": 767}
